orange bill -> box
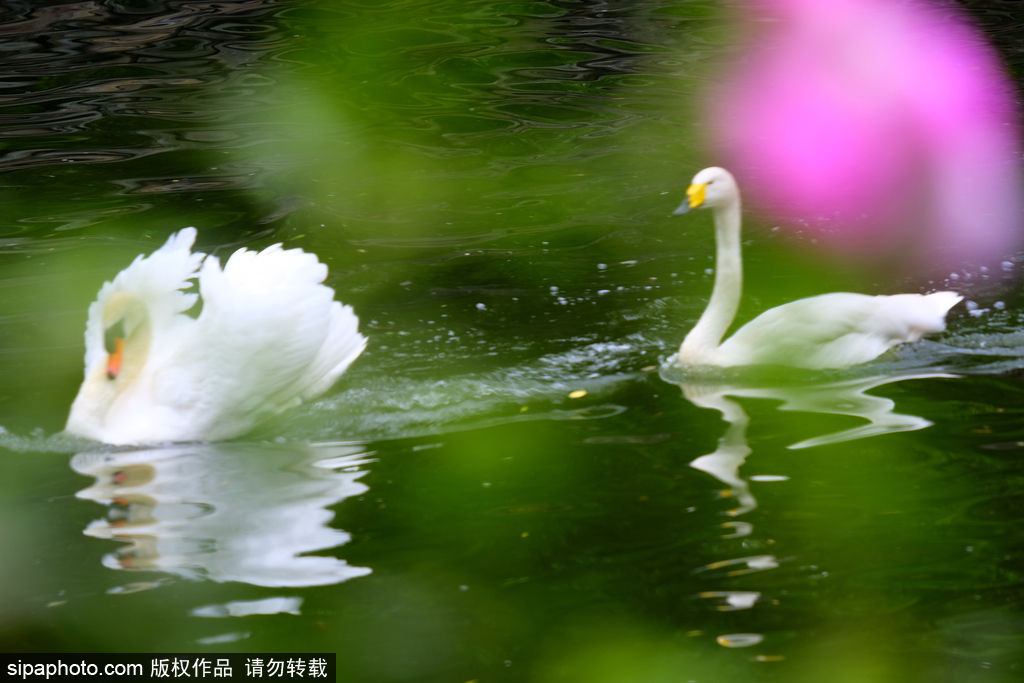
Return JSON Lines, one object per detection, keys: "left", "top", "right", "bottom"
{"left": 106, "top": 337, "right": 124, "bottom": 380}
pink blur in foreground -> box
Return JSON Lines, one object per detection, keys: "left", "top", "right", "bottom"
{"left": 710, "top": 0, "right": 1023, "bottom": 267}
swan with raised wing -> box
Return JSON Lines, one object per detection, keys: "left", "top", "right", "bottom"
{"left": 65, "top": 228, "right": 366, "bottom": 445}
{"left": 674, "top": 167, "right": 961, "bottom": 369}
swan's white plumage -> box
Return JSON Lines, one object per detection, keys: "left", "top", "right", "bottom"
{"left": 675, "top": 167, "right": 961, "bottom": 369}
{"left": 66, "top": 228, "right": 367, "bottom": 445}
{"left": 80, "top": 228, "right": 203, "bottom": 378}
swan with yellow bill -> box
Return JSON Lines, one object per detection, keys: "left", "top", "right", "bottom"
{"left": 673, "top": 167, "right": 961, "bottom": 369}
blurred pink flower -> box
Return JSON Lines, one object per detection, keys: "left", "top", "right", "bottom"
{"left": 709, "top": 0, "right": 1023, "bottom": 268}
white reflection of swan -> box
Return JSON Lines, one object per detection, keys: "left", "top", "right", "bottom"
{"left": 665, "top": 367, "right": 955, "bottom": 515}
{"left": 71, "top": 442, "right": 372, "bottom": 588}
{"left": 673, "top": 367, "right": 953, "bottom": 624}
{"left": 65, "top": 228, "right": 366, "bottom": 445}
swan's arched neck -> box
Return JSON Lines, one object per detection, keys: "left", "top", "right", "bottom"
{"left": 679, "top": 198, "right": 743, "bottom": 364}
{"left": 66, "top": 292, "right": 153, "bottom": 439}
{"left": 100, "top": 291, "right": 153, "bottom": 389}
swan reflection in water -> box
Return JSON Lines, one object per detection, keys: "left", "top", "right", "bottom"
{"left": 661, "top": 364, "right": 955, "bottom": 516}
{"left": 72, "top": 442, "right": 371, "bottom": 588}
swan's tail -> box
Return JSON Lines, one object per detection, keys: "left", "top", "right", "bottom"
{"left": 923, "top": 291, "right": 964, "bottom": 320}
{"left": 882, "top": 290, "right": 962, "bottom": 343}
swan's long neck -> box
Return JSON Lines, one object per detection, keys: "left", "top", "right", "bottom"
{"left": 66, "top": 293, "right": 153, "bottom": 436}
{"left": 680, "top": 196, "right": 743, "bottom": 363}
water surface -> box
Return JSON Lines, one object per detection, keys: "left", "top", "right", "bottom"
{"left": 1, "top": 1, "right": 1024, "bottom": 682}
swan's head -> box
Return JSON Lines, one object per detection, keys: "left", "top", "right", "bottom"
{"left": 673, "top": 167, "right": 739, "bottom": 214}
{"left": 100, "top": 292, "right": 151, "bottom": 381}
{"left": 66, "top": 289, "right": 156, "bottom": 443}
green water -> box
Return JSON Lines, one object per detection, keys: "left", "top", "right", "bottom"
{"left": 2, "top": 1, "right": 1024, "bottom": 681}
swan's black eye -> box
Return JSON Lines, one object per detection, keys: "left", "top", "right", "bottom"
{"left": 104, "top": 319, "right": 126, "bottom": 355}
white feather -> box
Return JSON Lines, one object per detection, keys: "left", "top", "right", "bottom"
{"left": 65, "top": 230, "right": 367, "bottom": 445}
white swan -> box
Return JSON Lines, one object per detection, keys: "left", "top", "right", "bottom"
{"left": 65, "top": 228, "right": 367, "bottom": 445}
{"left": 674, "top": 167, "right": 961, "bottom": 369}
